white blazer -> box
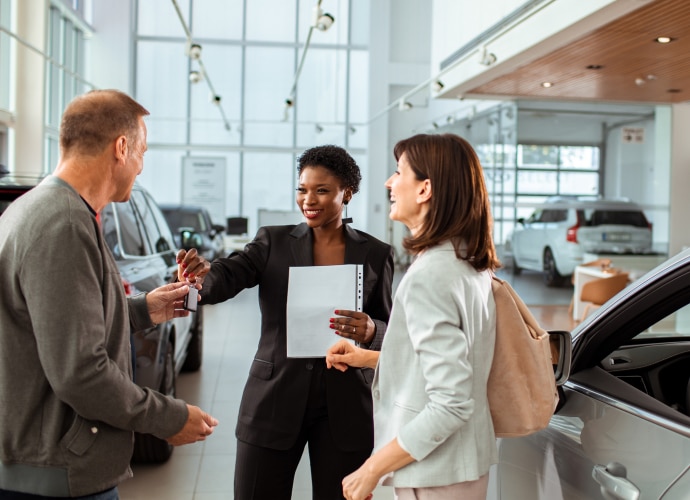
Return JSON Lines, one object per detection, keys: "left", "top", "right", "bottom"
{"left": 372, "top": 241, "right": 498, "bottom": 488}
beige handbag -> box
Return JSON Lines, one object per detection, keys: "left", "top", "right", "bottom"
{"left": 488, "top": 275, "right": 558, "bottom": 438}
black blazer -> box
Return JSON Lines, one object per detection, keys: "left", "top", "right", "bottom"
{"left": 202, "top": 223, "right": 394, "bottom": 451}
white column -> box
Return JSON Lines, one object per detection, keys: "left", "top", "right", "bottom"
{"left": 669, "top": 103, "right": 690, "bottom": 256}
{"left": 14, "top": 0, "right": 47, "bottom": 175}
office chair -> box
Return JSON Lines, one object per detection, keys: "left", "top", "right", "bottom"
{"left": 579, "top": 272, "right": 629, "bottom": 322}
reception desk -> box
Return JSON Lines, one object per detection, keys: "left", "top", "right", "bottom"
{"left": 581, "top": 253, "right": 668, "bottom": 281}
{"left": 572, "top": 253, "right": 668, "bottom": 320}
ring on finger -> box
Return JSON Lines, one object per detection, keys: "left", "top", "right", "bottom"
{"left": 353, "top": 326, "right": 356, "bottom": 334}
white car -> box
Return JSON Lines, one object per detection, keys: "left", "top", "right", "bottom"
{"left": 510, "top": 197, "right": 653, "bottom": 286}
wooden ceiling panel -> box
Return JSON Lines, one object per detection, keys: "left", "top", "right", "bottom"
{"left": 466, "top": 0, "right": 690, "bottom": 103}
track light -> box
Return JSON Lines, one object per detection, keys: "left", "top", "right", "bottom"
{"left": 398, "top": 100, "right": 413, "bottom": 111}
{"left": 315, "top": 13, "right": 334, "bottom": 31}
{"left": 189, "top": 70, "right": 202, "bottom": 83}
{"left": 186, "top": 42, "right": 202, "bottom": 60}
{"left": 432, "top": 80, "right": 444, "bottom": 92}
{"left": 312, "top": 5, "right": 334, "bottom": 31}
{"left": 211, "top": 94, "right": 221, "bottom": 105}
{"left": 479, "top": 46, "right": 497, "bottom": 66}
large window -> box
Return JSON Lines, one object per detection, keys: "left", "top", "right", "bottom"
{"left": 0, "top": 0, "right": 10, "bottom": 114}
{"left": 45, "top": 1, "right": 91, "bottom": 173}
{"left": 515, "top": 144, "right": 600, "bottom": 220}
{"left": 134, "top": 0, "right": 369, "bottom": 235}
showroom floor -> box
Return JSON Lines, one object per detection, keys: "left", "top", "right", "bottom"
{"left": 117, "top": 268, "right": 574, "bottom": 499}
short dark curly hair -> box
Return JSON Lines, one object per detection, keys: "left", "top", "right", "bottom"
{"left": 297, "top": 145, "right": 361, "bottom": 194}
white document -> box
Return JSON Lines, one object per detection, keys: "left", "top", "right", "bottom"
{"left": 286, "top": 264, "right": 363, "bottom": 357}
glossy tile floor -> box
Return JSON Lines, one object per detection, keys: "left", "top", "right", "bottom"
{"left": 118, "top": 267, "right": 574, "bottom": 499}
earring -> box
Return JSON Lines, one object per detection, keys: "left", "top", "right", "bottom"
{"left": 342, "top": 201, "right": 353, "bottom": 224}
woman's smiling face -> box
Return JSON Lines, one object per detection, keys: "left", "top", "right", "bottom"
{"left": 296, "top": 165, "right": 350, "bottom": 229}
{"left": 385, "top": 152, "right": 427, "bottom": 234}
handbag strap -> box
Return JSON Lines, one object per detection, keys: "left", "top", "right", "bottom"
{"left": 491, "top": 274, "right": 548, "bottom": 340}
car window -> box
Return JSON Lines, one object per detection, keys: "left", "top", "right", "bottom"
{"left": 196, "top": 212, "right": 208, "bottom": 232}
{"left": 113, "top": 199, "right": 147, "bottom": 256}
{"left": 541, "top": 209, "right": 567, "bottom": 223}
{"left": 163, "top": 210, "right": 204, "bottom": 232}
{"left": 586, "top": 210, "right": 649, "bottom": 227}
{"left": 150, "top": 202, "right": 177, "bottom": 252}
{"left": 527, "top": 210, "right": 542, "bottom": 223}
{"left": 636, "top": 303, "right": 690, "bottom": 340}
{"left": 100, "top": 204, "right": 123, "bottom": 258}
{"left": 130, "top": 190, "right": 174, "bottom": 255}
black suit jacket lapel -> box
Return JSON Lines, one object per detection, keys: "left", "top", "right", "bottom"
{"left": 344, "top": 224, "right": 368, "bottom": 265}
{"left": 289, "top": 223, "right": 313, "bottom": 266}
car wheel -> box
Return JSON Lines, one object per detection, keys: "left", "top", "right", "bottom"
{"left": 543, "top": 248, "right": 565, "bottom": 287}
{"left": 182, "top": 309, "right": 203, "bottom": 372}
{"left": 131, "top": 342, "right": 175, "bottom": 464}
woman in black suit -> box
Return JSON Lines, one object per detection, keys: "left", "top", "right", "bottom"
{"left": 178, "top": 145, "right": 394, "bottom": 500}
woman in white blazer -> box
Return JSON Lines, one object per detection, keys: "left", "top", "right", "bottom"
{"left": 327, "top": 133, "right": 500, "bottom": 500}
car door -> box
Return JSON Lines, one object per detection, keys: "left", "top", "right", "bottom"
{"left": 490, "top": 253, "right": 690, "bottom": 499}
{"left": 513, "top": 209, "right": 545, "bottom": 270}
{"left": 129, "top": 189, "right": 194, "bottom": 370}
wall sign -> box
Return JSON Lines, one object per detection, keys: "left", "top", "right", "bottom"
{"left": 181, "top": 156, "right": 226, "bottom": 225}
{"left": 622, "top": 127, "right": 645, "bottom": 144}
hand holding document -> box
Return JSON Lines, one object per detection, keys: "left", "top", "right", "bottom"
{"left": 286, "top": 264, "right": 363, "bottom": 357}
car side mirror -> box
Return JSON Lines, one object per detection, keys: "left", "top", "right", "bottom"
{"left": 548, "top": 330, "right": 572, "bottom": 386}
{"left": 180, "top": 228, "right": 203, "bottom": 250}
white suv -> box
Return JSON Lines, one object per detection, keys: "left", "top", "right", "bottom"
{"left": 509, "top": 196, "right": 653, "bottom": 286}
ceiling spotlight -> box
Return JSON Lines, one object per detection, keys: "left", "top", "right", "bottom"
{"left": 312, "top": 5, "right": 334, "bottom": 31}
{"left": 187, "top": 43, "right": 202, "bottom": 60}
{"left": 432, "top": 80, "right": 444, "bottom": 92}
{"left": 398, "top": 100, "right": 413, "bottom": 111}
{"left": 189, "top": 70, "right": 202, "bottom": 83}
{"left": 655, "top": 36, "right": 675, "bottom": 44}
{"left": 316, "top": 13, "right": 334, "bottom": 31}
{"left": 211, "top": 94, "right": 221, "bottom": 105}
{"left": 541, "top": 81, "right": 553, "bottom": 88}
{"left": 635, "top": 77, "right": 646, "bottom": 86}
{"left": 479, "top": 47, "right": 497, "bottom": 66}
{"left": 285, "top": 98, "right": 294, "bottom": 108}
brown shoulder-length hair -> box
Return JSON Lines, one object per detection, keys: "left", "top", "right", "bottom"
{"left": 393, "top": 133, "right": 501, "bottom": 272}
{"left": 59, "top": 89, "right": 150, "bottom": 157}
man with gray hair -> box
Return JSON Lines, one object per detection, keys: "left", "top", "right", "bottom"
{"left": 0, "top": 90, "right": 218, "bottom": 499}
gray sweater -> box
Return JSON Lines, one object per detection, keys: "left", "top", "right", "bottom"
{"left": 0, "top": 176, "right": 188, "bottom": 497}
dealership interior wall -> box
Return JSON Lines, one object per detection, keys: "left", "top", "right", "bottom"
{"left": 2, "top": 0, "right": 690, "bottom": 260}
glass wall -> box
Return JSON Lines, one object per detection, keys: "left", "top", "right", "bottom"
{"left": 436, "top": 101, "right": 608, "bottom": 257}
{"left": 44, "top": 2, "right": 91, "bottom": 173}
{"left": 514, "top": 144, "right": 600, "bottom": 219}
{"left": 0, "top": 0, "right": 10, "bottom": 114}
{"left": 135, "top": 0, "right": 369, "bottom": 235}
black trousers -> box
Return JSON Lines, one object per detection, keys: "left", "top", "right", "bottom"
{"left": 233, "top": 408, "right": 370, "bottom": 500}
{"left": 234, "top": 364, "right": 371, "bottom": 500}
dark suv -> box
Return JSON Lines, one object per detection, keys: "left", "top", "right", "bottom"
{"left": 0, "top": 174, "right": 203, "bottom": 463}
{"left": 160, "top": 204, "right": 226, "bottom": 261}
